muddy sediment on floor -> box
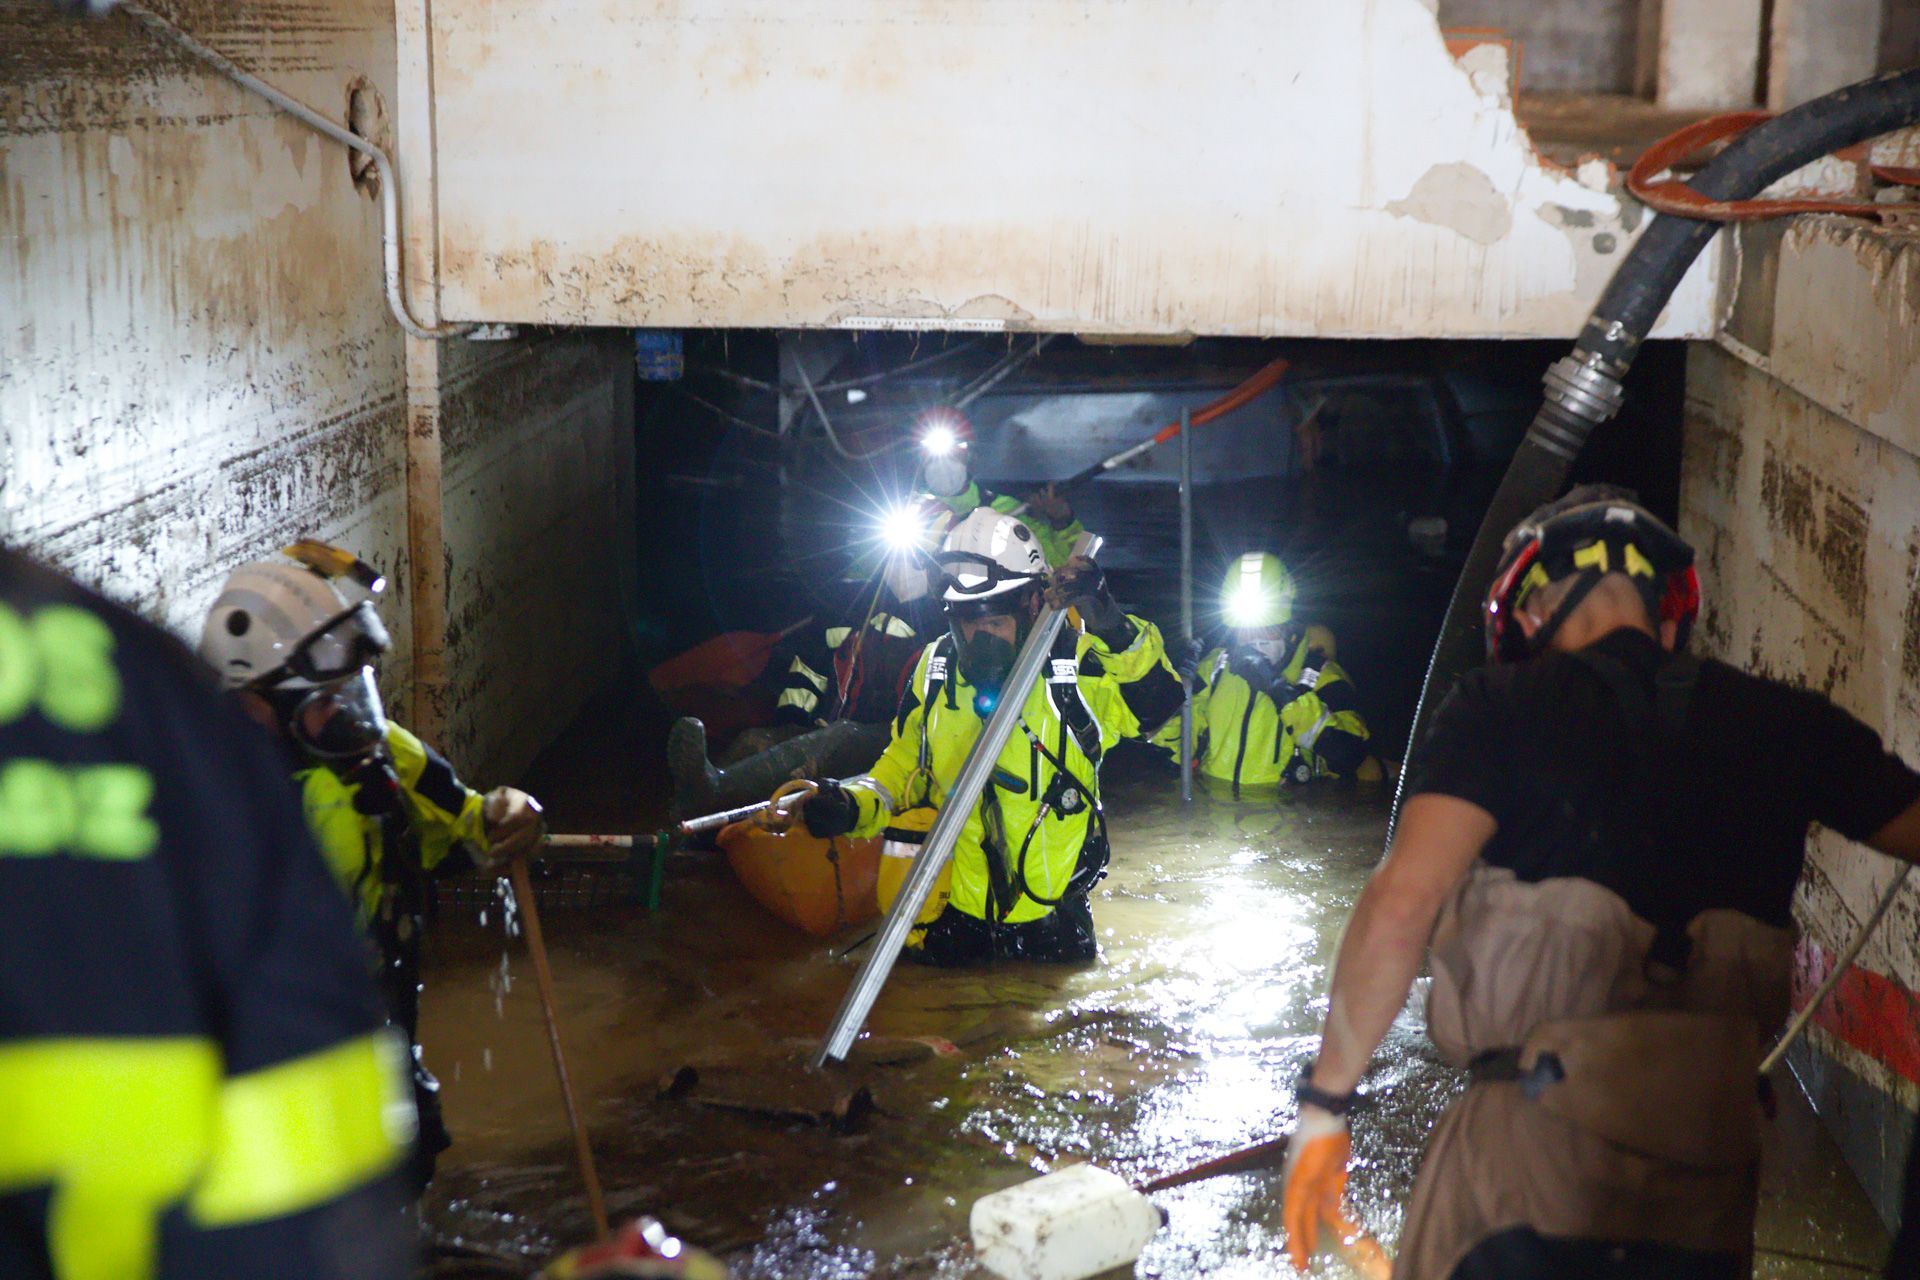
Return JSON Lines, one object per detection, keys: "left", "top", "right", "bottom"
{"left": 418, "top": 772, "right": 1887, "bottom": 1277}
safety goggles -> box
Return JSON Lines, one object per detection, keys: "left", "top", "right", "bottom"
{"left": 276, "top": 601, "right": 392, "bottom": 685}
{"left": 935, "top": 549, "right": 1044, "bottom": 598}
{"left": 288, "top": 668, "right": 389, "bottom": 760}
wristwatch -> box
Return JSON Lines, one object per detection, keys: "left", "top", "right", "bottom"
{"left": 1296, "top": 1069, "right": 1366, "bottom": 1116}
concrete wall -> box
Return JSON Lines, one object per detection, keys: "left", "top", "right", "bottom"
{"left": 421, "top": 0, "right": 1721, "bottom": 339}
{"left": 1439, "top": 0, "right": 1641, "bottom": 92}
{"left": 1, "top": 1, "right": 633, "bottom": 783}
{"left": 434, "top": 333, "right": 636, "bottom": 781}
{"left": 1681, "top": 218, "right": 1920, "bottom": 1220}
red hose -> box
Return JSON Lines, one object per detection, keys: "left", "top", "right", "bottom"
{"left": 1060, "top": 357, "right": 1291, "bottom": 487}
{"left": 1147, "top": 357, "right": 1291, "bottom": 445}
{"left": 1627, "top": 111, "right": 1897, "bottom": 222}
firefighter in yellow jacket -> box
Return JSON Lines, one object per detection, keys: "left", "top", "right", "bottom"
{"left": 1174, "top": 553, "right": 1375, "bottom": 790}
{"left": 793, "top": 509, "right": 1182, "bottom": 965}
{"left": 201, "top": 543, "right": 544, "bottom": 1192}
{"left": 0, "top": 545, "right": 409, "bottom": 1280}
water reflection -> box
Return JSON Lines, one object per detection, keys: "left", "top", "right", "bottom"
{"left": 421, "top": 781, "right": 1437, "bottom": 1278}
{"left": 419, "top": 776, "right": 1882, "bottom": 1278}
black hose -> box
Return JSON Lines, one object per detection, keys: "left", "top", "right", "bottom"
{"left": 1393, "top": 67, "right": 1920, "bottom": 835}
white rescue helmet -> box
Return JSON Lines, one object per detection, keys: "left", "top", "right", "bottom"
{"left": 200, "top": 541, "right": 392, "bottom": 691}
{"left": 936, "top": 508, "right": 1047, "bottom": 606}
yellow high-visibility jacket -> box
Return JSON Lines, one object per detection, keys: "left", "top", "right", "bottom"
{"left": 296, "top": 720, "right": 489, "bottom": 925}
{"left": 1172, "top": 625, "right": 1370, "bottom": 789}
{"left": 844, "top": 619, "right": 1171, "bottom": 924}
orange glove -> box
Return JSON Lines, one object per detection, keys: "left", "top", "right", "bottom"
{"left": 1282, "top": 1108, "right": 1363, "bottom": 1273}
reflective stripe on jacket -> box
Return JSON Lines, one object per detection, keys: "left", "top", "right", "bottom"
{"left": 1173, "top": 627, "right": 1368, "bottom": 787}
{"left": 843, "top": 617, "right": 1168, "bottom": 924}
{"left": 0, "top": 551, "right": 406, "bottom": 1280}
{"left": 297, "top": 720, "right": 488, "bottom": 924}
{"left": 774, "top": 611, "right": 921, "bottom": 727}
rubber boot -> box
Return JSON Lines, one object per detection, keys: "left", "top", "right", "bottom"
{"left": 667, "top": 718, "right": 723, "bottom": 818}
{"left": 705, "top": 724, "right": 858, "bottom": 812}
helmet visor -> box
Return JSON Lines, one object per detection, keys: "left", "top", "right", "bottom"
{"left": 289, "top": 668, "right": 389, "bottom": 760}
{"left": 934, "top": 549, "right": 1042, "bottom": 602}
{"left": 283, "top": 602, "right": 391, "bottom": 684}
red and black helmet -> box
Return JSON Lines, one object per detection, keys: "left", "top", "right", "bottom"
{"left": 1483, "top": 485, "right": 1700, "bottom": 664}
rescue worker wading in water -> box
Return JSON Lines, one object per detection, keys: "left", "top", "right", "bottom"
{"left": 201, "top": 543, "right": 546, "bottom": 1194}
{"left": 1280, "top": 487, "right": 1920, "bottom": 1278}
{"left": 1165, "top": 552, "right": 1377, "bottom": 788}
{"left": 794, "top": 509, "right": 1182, "bottom": 966}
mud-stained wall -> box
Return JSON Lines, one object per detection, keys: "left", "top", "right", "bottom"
{"left": 1681, "top": 219, "right": 1920, "bottom": 1220}
{"left": 434, "top": 333, "right": 636, "bottom": 782}
{"left": 1, "top": 2, "right": 634, "bottom": 782}
{"left": 1, "top": 0, "right": 415, "bottom": 675}
{"left": 422, "top": 0, "right": 1720, "bottom": 338}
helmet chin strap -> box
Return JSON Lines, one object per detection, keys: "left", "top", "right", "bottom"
{"left": 1524, "top": 569, "right": 1608, "bottom": 657}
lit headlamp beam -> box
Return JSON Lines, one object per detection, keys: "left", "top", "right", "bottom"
{"left": 878, "top": 503, "right": 927, "bottom": 553}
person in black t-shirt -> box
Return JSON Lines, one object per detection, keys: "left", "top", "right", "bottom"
{"left": 1278, "top": 487, "right": 1920, "bottom": 1279}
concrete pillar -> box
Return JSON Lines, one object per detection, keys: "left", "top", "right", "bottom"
{"left": 403, "top": 339, "right": 451, "bottom": 745}
{"left": 396, "top": 0, "right": 451, "bottom": 744}
{"left": 1768, "top": 0, "right": 1884, "bottom": 110}
{"left": 1636, "top": 0, "right": 1766, "bottom": 109}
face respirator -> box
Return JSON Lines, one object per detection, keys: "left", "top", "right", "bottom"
{"left": 270, "top": 667, "right": 401, "bottom": 813}
{"left": 956, "top": 629, "right": 1018, "bottom": 696}
{"left": 1245, "top": 637, "right": 1286, "bottom": 664}
{"left": 922, "top": 454, "right": 971, "bottom": 500}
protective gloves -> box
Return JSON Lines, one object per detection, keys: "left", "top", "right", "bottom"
{"left": 1020, "top": 482, "right": 1075, "bottom": 528}
{"left": 1227, "top": 647, "right": 1277, "bottom": 691}
{"left": 1281, "top": 1104, "right": 1363, "bottom": 1273}
{"left": 1047, "top": 555, "right": 1134, "bottom": 648}
{"left": 480, "top": 787, "right": 545, "bottom": 869}
{"left": 801, "top": 779, "right": 860, "bottom": 838}
{"left": 1175, "top": 635, "right": 1205, "bottom": 685}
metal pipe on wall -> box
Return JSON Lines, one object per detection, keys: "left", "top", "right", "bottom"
{"left": 118, "top": 1, "right": 472, "bottom": 342}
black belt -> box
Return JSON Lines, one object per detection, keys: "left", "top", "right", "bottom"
{"left": 1470, "top": 1046, "right": 1779, "bottom": 1116}
{"left": 1468, "top": 1047, "right": 1566, "bottom": 1100}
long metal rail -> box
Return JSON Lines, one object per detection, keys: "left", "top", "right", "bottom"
{"left": 811, "top": 532, "right": 1102, "bottom": 1067}
{"left": 1178, "top": 407, "right": 1195, "bottom": 803}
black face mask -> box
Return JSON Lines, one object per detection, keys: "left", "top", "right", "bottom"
{"left": 339, "top": 752, "right": 404, "bottom": 817}
{"left": 956, "top": 629, "right": 1017, "bottom": 697}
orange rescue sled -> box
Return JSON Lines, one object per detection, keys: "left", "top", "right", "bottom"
{"left": 716, "top": 821, "right": 881, "bottom": 938}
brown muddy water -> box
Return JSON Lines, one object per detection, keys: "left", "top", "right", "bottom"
{"left": 417, "top": 776, "right": 1890, "bottom": 1278}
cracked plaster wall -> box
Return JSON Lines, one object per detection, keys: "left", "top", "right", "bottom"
{"left": 424, "top": 0, "right": 1719, "bottom": 338}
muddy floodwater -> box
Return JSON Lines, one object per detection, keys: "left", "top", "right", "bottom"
{"left": 418, "top": 776, "right": 1890, "bottom": 1278}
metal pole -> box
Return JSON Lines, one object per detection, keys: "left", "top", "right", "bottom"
{"left": 1760, "top": 864, "right": 1911, "bottom": 1076}
{"left": 1178, "top": 408, "right": 1195, "bottom": 804}
{"left": 812, "top": 533, "right": 1103, "bottom": 1068}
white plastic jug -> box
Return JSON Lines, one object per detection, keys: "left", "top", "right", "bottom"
{"left": 970, "top": 1163, "right": 1164, "bottom": 1280}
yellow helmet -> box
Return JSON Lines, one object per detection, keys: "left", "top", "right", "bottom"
{"left": 1221, "top": 552, "right": 1294, "bottom": 629}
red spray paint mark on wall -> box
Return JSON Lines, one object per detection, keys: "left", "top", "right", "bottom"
{"left": 1794, "top": 937, "right": 1920, "bottom": 1085}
